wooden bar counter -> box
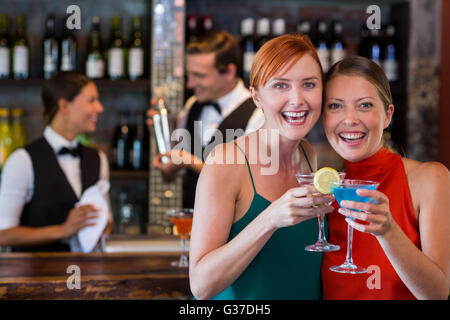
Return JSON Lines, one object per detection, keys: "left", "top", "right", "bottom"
{"left": 0, "top": 251, "right": 191, "bottom": 300}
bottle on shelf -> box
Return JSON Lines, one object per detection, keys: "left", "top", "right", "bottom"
{"left": 130, "top": 111, "right": 149, "bottom": 170}
{"left": 255, "top": 18, "right": 271, "bottom": 51}
{"left": 60, "top": 14, "right": 78, "bottom": 72}
{"left": 128, "top": 16, "right": 144, "bottom": 80}
{"left": 0, "top": 14, "right": 10, "bottom": 79}
{"left": 330, "top": 20, "right": 346, "bottom": 67}
{"left": 272, "top": 18, "right": 286, "bottom": 38}
{"left": 42, "top": 14, "right": 59, "bottom": 80}
{"left": 112, "top": 111, "right": 132, "bottom": 170}
{"left": 185, "top": 14, "right": 199, "bottom": 44}
{"left": 107, "top": 16, "right": 126, "bottom": 80}
{"left": 10, "top": 107, "right": 26, "bottom": 152}
{"left": 358, "top": 23, "right": 370, "bottom": 58}
{"left": 382, "top": 24, "right": 399, "bottom": 83}
{"left": 315, "top": 20, "right": 330, "bottom": 74}
{"left": 199, "top": 14, "right": 213, "bottom": 36}
{"left": 240, "top": 17, "right": 256, "bottom": 84}
{"left": 296, "top": 20, "right": 313, "bottom": 43}
{"left": 86, "top": 17, "right": 105, "bottom": 79}
{"left": 12, "top": 15, "right": 29, "bottom": 80}
{"left": 0, "top": 108, "right": 13, "bottom": 170}
{"left": 367, "top": 27, "right": 382, "bottom": 67}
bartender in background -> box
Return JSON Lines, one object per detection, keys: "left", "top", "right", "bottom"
{"left": 149, "top": 31, "right": 264, "bottom": 208}
{"left": 0, "top": 71, "right": 111, "bottom": 252}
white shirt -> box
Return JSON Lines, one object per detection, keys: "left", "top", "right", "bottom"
{"left": 178, "top": 79, "right": 265, "bottom": 146}
{"left": 0, "top": 126, "right": 110, "bottom": 230}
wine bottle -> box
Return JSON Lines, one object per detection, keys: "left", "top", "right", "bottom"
{"left": 12, "top": 15, "right": 29, "bottom": 79}
{"left": 330, "top": 21, "right": 346, "bottom": 66}
{"left": 240, "top": 17, "right": 256, "bottom": 84}
{"left": 131, "top": 111, "right": 149, "bottom": 170}
{"left": 367, "top": 28, "right": 382, "bottom": 66}
{"left": 86, "top": 17, "right": 104, "bottom": 79}
{"left": 60, "top": 15, "right": 77, "bottom": 72}
{"left": 42, "top": 14, "right": 59, "bottom": 79}
{"left": 255, "top": 18, "right": 271, "bottom": 50}
{"left": 0, "top": 14, "right": 10, "bottom": 79}
{"left": 107, "top": 16, "right": 126, "bottom": 80}
{"left": 113, "top": 111, "right": 132, "bottom": 169}
{"left": 315, "top": 20, "right": 330, "bottom": 73}
{"left": 10, "top": 107, "right": 26, "bottom": 152}
{"left": 0, "top": 108, "right": 13, "bottom": 170}
{"left": 128, "top": 16, "right": 144, "bottom": 80}
{"left": 272, "top": 18, "right": 286, "bottom": 38}
{"left": 382, "top": 24, "right": 399, "bottom": 82}
{"left": 185, "top": 14, "right": 198, "bottom": 44}
{"left": 297, "top": 20, "right": 312, "bottom": 43}
{"left": 199, "top": 14, "right": 213, "bottom": 36}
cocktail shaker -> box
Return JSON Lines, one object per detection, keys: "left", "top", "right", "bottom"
{"left": 153, "top": 97, "right": 174, "bottom": 164}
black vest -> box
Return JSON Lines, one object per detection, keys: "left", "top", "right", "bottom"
{"left": 183, "top": 97, "right": 256, "bottom": 208}
{"left": 14, "top": 137, "right": 100, "bottom": 252}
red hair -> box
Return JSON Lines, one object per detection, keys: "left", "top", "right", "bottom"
{"left": 250, "top": 33, "right": 322, "bottom": 89}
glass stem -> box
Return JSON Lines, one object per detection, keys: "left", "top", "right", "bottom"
{"left": 317, "top": 215, "right": 326, "bottom": 242}
{"left": 345, "top": 223, "right": 354, "bottom": 264}
{"left": 180, "top": 237, "right": 188, "bottom": 264}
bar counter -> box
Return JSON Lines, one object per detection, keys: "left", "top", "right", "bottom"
{"left": 0, "top": 251, "right": 191, "bottom": 299}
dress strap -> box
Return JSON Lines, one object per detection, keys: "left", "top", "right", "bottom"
{"left": 299, "top": 142, "right": 313, "bottom": 173}
{"left": 234, "top": 142, "right": 257, "bottom": 194}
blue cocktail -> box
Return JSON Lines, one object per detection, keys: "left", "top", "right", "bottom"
{"left": 329, "top": 179, "right": 379, "bottom": 274}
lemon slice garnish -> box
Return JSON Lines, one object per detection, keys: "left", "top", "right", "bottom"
{"left": 313, "top": 167, "right": 341, "bottom": 194}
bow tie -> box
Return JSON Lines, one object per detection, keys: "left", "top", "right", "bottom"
{"left": 198, "top": 101, "right": 221, "bottom": 114}
{"left": 58, "top": 145, "right": 82, "bottom": 157}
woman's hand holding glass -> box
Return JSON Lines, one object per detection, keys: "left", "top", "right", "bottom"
{"left": 266, "top": 185, "right": 335, "bottom": 229}
{"left": 338, "top": 188, "right": 394, "bottom": 237}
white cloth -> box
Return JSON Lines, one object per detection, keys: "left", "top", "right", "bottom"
{"left": 0, "top": 126, "right": 111, "bottom": 231}
{"left": 66, "top": 180, "right": 110, "bottom": 252}
{"left": 177, "top": 79, "right": 265, "bottom": 147}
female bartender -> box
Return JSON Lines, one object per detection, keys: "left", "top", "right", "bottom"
{"left": 0, "top": 71, "right": 111, "bottom": 252}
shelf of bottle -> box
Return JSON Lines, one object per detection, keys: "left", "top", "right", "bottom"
{"left": 110, "top": 169, "right": 149, "bottom": 181}
{"left": 0, "top": 78, "right": 150, "bottom": 91}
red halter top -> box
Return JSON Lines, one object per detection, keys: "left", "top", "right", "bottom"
{"left": 322, "top": 148, "right": 420, "bottom": 300}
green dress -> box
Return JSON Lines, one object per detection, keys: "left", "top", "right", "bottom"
{"left": 211, "top": 143, "right": 323, "bottom": 300}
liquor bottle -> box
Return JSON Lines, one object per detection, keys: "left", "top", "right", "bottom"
{"left": 10, "top": 108, "right": 26, "bottom": 152}
{"left": 131, "top": 111, "right": 149, "bottom": 170}
{"left": 382, "top": 24, "right": 399, "bottom": 82}
{"left": 42, "top": 15, "right": 59, "bottom": 79}
{"left": 0, "top": 14, "right": 10, "bottom": 79}
{"left": 199, "top": 14, "right": 213, "bottom": 36}
{"left": 315, "top": 20, "right": 330, "bottom": 73}
{"left": 112, "top": 111, "right": 132, "bottom": 169}
{"left": 296, "top": 20, "right": 312, "bottom": 42}
{"left": 272, "top": 18, "right": 286, "bottom": 38}
{"left": 128, "top": 16, "right": 144, "bottom": 80}
{"left": 240, "top": 17, "right": 256, "bottom": 84}
{"left": 358, "top": 23, "right": 370, "bottom": 58}
{"left": 185, "top": 14, "right": 198, "bottom": 44}
{"left": 367, "top": 28, "right": 382, "bottom": 66}
{"left": 12, "top": 15, "right": 29, "bottom": 79}
{"left": 0, "top": 108, "right": 13, "bottom": 170}
{"left": 330, "top": 21, "right": 346, "bottom": 67}
{"left": 107, "top": 16, "right": 126, "bottom": 80}
{"left": 86, "top": 17, "right": 104, "bottom": 79}
{"left": 255, "top": 18, "right": 271, "bottom": 50}
{"left": 60, "top": 15, "right": 77, "bottom": 72}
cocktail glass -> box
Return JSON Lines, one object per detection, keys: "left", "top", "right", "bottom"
{"left": 166, "top": 208, "right": 194, "bottom": 268}
{"left": 295, "top": 172, "right": 346, "bottom": 252}
{"left": 329, "top": 179, "right": 379, "bottom": 274}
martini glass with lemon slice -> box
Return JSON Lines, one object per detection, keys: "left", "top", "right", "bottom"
{"left": 295, "top": 167, "right": 345, "bottom": 252}
{"left": 166, "top": 208, "right": 194, "bottom": 268}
